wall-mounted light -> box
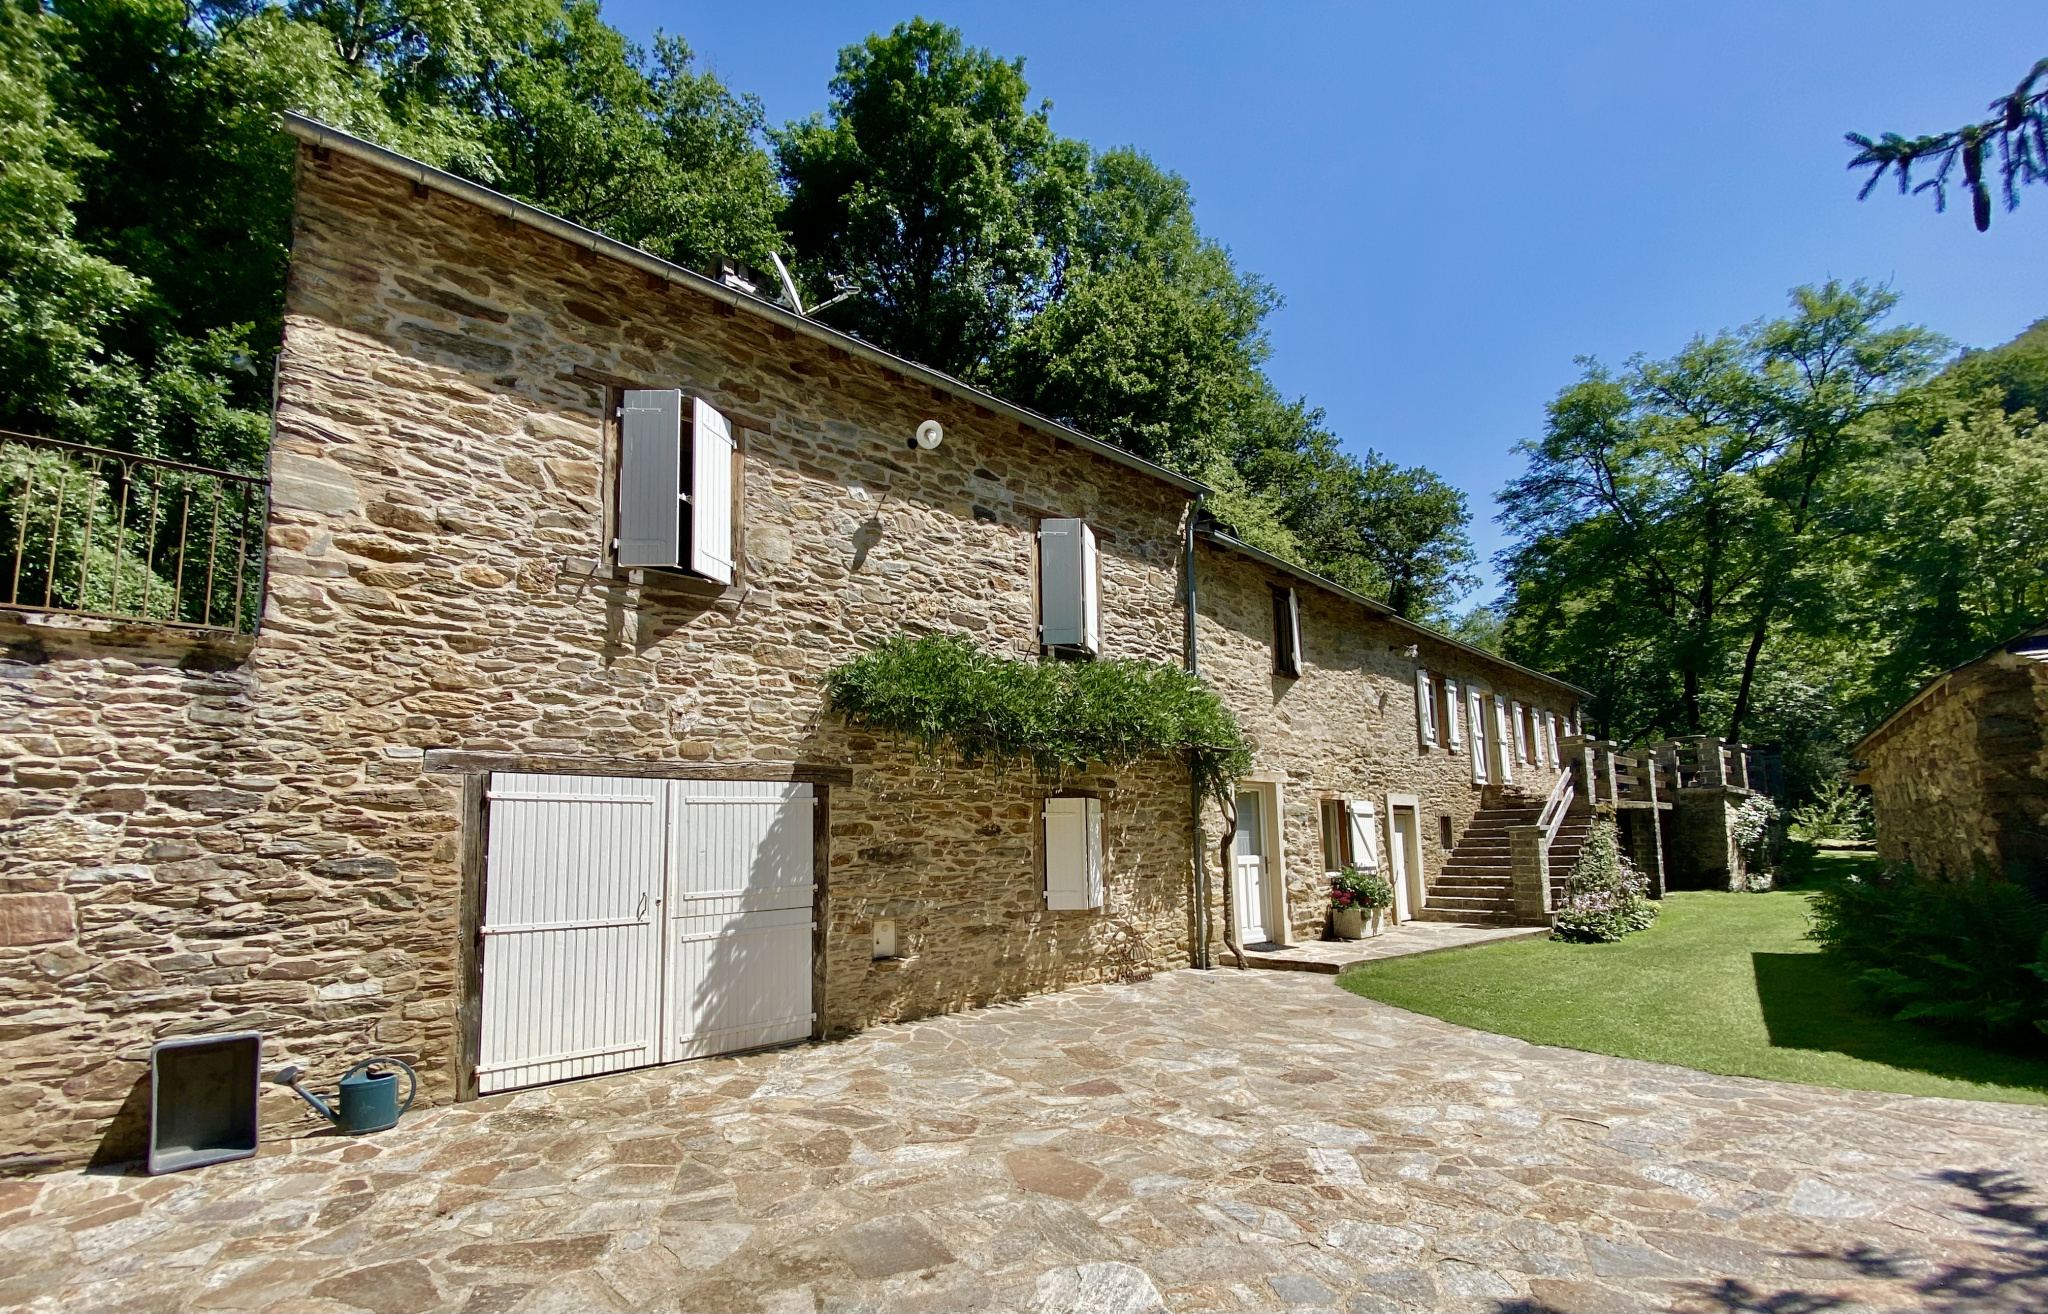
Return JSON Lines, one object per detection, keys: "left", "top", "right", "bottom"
{"left": 909, "top": 419, "right": 943, "bottom": 451}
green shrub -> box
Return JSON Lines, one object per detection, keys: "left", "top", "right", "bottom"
{"left": 1331, "top": 864, "right": 1392, "bottom": 911}
{"left": 1552, "top": 818, "right": 1659, "bottom": 943}
{"left": 1808, "top": 865, "right": 2048, "bottom": 1049}
{"left": 823, "top": 633, "right": 1253, "bottom": 801}
{"left": 1788, "top": 777, "right": 1873, "bottom": 842}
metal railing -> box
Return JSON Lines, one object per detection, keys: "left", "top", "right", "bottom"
{"left": 1, "top": 430, "right": 268, "bottom": 635}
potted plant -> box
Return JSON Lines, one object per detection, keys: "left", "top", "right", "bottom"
{"left": 1330, "top": 865, "right": 1394, "bottom": 940}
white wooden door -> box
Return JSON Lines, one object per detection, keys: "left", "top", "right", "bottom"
{"left": 1390, "top": 807, "right": 1424, "bottom": 922}
{"left": 478, "top": 773, "right": 666, "bottom": 1093}
{"left": 478, "top": 774, "right": 815, "bottom": 1094}
{"left": 664, "top": 780, "right": 816, "bottom": 1060}
{"left": 1232, "top": 789, "right": 1270, "bottom": 944}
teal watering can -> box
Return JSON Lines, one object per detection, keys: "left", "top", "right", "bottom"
{"left": 272, "top": 1057, "right": 417, "bottom": 1135}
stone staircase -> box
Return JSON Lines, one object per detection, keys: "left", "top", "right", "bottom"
{"left": 1414, "top": 787, "right": 1594, "bottom": 926}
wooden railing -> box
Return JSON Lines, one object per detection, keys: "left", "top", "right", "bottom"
{"left": 1538, "top": 762, "right": 1576, "bottom": 849}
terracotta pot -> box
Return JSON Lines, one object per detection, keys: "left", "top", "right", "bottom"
{"left": 1331, "top": 906, "right": 1366, "bottom": 940}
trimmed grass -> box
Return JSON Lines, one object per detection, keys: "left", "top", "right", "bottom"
{"left": 1338, "top": 872, "right": 2048, "bottom": 1105}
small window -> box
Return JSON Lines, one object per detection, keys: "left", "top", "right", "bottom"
{"left": 1320, "top": 799, "right": 1350, "bottom": 873}
{"left": 1414, "top": 669, "right": 1438, "bottom": 748}
{"left": 1439, "top": 815, "right": 1455, "bottom": 849}
{"left": 616, "top": 389, "right": 736, "bottom": 583}
{"left": 1273, "top": 586, "right": 1302, "bottom": 678}
{"left": 1043, "top": 795, "right": 1104, "bottom": 910}
{"left": 1038, "top": 519, "right": 1100, "bottom": 658}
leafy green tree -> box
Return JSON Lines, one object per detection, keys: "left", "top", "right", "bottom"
{"left": 1274, "top": 439, "right": 1477, "bottom": 620}
{"left": 775, "top": 18, "right": 1087, "bottom": 376}
{"left": 1498, "top": 282, "right": 1944, "bottom": 744}
{"left": 1849, "top": 57, "right": 2048, "bottom": 231}
{"left": 473, "top": 7, "right": 782, "bottom": 266}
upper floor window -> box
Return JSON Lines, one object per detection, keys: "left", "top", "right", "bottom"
{"left": 1272, "top": 586, "right": 1302, "bottom": 677}
{"left": 615, "top": 389, "right": 736, "bottom": 584}
{"left": 1038, "top": 518, "right": 1100, "bottom": 658}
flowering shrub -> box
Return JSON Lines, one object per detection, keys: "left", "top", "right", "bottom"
{"left": 1330, "top": 864, "right": 1393, "bottom": 911}
{"left": 1551, "top": 819, "right": 1659, "bottom": 943}
{"left": 1732, "top": 794, "right": 1780, "bottom": 874}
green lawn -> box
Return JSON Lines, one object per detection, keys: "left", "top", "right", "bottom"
{"left": 1339, "top": 853, "right": 2048, "bottom": 1104}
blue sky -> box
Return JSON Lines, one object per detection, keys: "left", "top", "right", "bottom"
{"left": 603, "top": 0, "right": 2046, "bottom": 603}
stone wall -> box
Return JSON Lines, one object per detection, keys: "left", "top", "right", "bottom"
{"left": 1191, "top": 544, "right": 1570, "bottom": 945}
{"left": 0, "top": 144, "right": 1201, "bottom": 1170}
{"left": 1866, "top": 654, "right": 2048, "bottom": 881}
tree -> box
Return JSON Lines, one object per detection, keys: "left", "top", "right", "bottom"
{"left": 1270, "top": 435, "right": 1477, "bottom": 620}
{"left": 1498, "top": 282, "right": 1944, "bottom": 744}
{"left": 1848, "top": 57, "right": 2048, "bottom": 231}
{"left": 775, "top": 19, "right": 1087, "bottom": 377}
{"left": 473, "top": 8, "right": 782, "bottom": 267}
{"left": 992, "top": 149, "right": 1275, "bottom": 473}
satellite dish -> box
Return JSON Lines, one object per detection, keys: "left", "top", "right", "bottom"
{"left": 914, "top": 419, "right": 944, "bottom": 451}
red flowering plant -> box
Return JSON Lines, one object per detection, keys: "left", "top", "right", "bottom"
{"left": 1330, "top": 865, "right": 1393, "bottom": 911}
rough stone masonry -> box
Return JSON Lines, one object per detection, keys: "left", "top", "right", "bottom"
{"left": 0, "top": 125, "right": 1583, "bottom": 1173}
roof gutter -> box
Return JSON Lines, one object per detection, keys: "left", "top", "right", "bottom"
{"left": 278, "top": 111, "right": 1206, "bottom": 499}
{"left": 1195, "top": 527, "right": 1589, "bottom": 700}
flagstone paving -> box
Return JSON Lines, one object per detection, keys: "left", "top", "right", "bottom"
{"left": 5, "top": 969, "right": 2048, "bottom": 1314}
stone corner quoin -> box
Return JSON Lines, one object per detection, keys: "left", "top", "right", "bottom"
{"left": 0, "top": 131, "right": 1583, "bottom": 1171}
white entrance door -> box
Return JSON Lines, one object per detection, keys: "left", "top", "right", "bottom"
{"left": 477, "top": 773, "right": 815, "bottom": 1094}
{"left": 1233, "top": 788, "right": 1270, "bottom": 945}
{"left": 1389, "top": 806, "right": 1424, "bottom": 921}
{"left": 664, "top": 780, "right": 816, "bottom": 1061}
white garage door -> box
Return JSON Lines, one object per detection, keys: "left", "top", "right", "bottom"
{"left": 478, "top": 773, "right": 815, "bottom": 1093}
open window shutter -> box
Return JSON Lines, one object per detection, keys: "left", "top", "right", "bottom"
{"left": 1469, "top": 688, "right": 1489, "bottom": 784}
{"left": 1547, "top": 712, "right": 1561, "bottom": 767}
{"left": 1509, "top": 701, "right": 1526, "bottom": 764}
{"left": 1414, "top": 669, "right": 1437, "bottom": 747}
{"left": 1274, "top": 588, "right": 1302, "bottom": 677}
{"left": 1492, "top": 697, "right": 1515, "bottom": 784}
{"left": 1084, "top": 797, "right": 1104, "bottom": 909}
{"left": 1346, "top": 800, "right": 1380, "bottom": 872}
{"left": 1039, "top": 519, "right": 1095, "bottom": 652}
{"left": 1044, "top": 797, "right": 1094, "bottom": 910}
{"left": 689, "top": 398, "right": 735, "bottom": 584}
{"left": 617, "top": 389, "right": 683, "bottom": 567}
{"left": 1081, "top": 523, "right": 1100, "bottom": 654}
{"left": 1445, "top": 678, "right": 1462, "bottom": 748}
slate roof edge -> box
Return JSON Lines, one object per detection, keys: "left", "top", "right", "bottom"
{"left": 278, "top": 111, "right": 1207, "bottom": 499}
{"left": 1195, "top": 528, "right": 1590, "bottom": 701}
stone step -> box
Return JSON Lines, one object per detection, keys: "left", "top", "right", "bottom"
{"left": 1411, "top": 907, "right": 1547, "bottom": 927}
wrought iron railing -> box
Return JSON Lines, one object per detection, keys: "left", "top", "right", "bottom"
{"left": 0, "top": 430, "right": 268, "bottom": 634}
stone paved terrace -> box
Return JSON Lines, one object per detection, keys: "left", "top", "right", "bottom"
{"left": 5, "top": 970, "right": 2047, "bottom": 1314}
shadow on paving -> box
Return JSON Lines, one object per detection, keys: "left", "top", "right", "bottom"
{"left": 1490, "top": 1170, "right": 2048, "bottom": 1314}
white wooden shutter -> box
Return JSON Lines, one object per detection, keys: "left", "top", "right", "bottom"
{"left": 1415, "top": 669, "right": 1437, "bottom": 748}
{"left": 1274, "top": 588, "right": 1302, "bottom": 677}
{"left": 1444, "top": 678, "right": 1462, "bottom": 748}
{"left": 689, "top": 398, "right": 735, "bottom": 584}
{"left": 1469, "top": 687, "right": 1489, "bottom": 784}
{"left": 1044, "top": 796, "right": 1101, "bottom": 910}
{"left": 1345, "top": 800, "right": 1380, "bottom": 872}
{"left": 617, "top": 389, "right": 683, "bottom": 567}
{"left": 1492, "top": 697, "right": 1515, "bottom": 784}
{"left": 1039, "top": 519, "right": 1099, "bottom": 654}
{"left": 1547, "top": 711, "right": 1561, "bottom": 767}
{"left": 1510, "top": 701, "right": 1526, "bottom": 764}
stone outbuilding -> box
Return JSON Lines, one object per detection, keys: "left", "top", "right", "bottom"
{"left": 0, "top": 113, "right": 1582, "bottom": 1171}
{"left": 1858, "top": 623, "right": 2048, "bottom": 884}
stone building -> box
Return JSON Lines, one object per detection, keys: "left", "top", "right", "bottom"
{"left": 1190, "top": 526, "right": 1577, "bottom": 948}
{"left": 0, "top": 114, "right": 1578, "bottom": 1171}
{"left": 1858, "top": 623, "right": 2048, "bottom": 883}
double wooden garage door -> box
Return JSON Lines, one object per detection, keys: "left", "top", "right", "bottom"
{"left": 476, "top": 773, "right": 816, "bottom": 1094}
